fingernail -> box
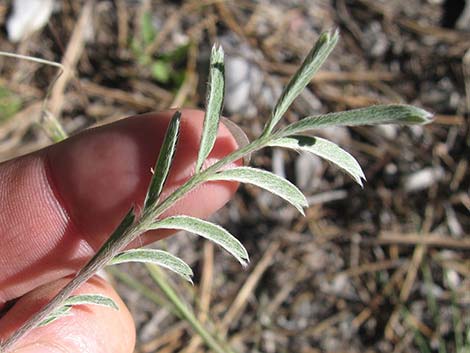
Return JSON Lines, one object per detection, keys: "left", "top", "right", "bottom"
{"left": 13, "top": 342, "right": 66, "bottom": 353}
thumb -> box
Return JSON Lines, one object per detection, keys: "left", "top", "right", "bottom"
{"left": 0, "top": 109, "right": 240, "bottom": 304}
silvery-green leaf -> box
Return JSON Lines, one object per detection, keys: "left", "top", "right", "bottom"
{"left": 269, "top": 136, "right": 365, "bottom": 186}
{"left": 264, "top": 30, "right": 339, "bottom": 135}
{"left": 109, "top": 249, "right": 193, "bottom": 283}
{"left": 282, "top": 105, "right": 434, "bottom": 136}
{"left": 196, "top": 44, "right": 225, "bottom": 172}
{"left": 38, "top": 306, "right": 72, "bottom": 327}
{"left": 63, "top": 294, "right": 119, "bottom": 310}
{"left": 207, "top": 167, "right": 308, "bottom": 215}
{"left": 149, "top": 216, "right": 249, "bottom": 267}
{"left": 145, "top": 111, "right": 181, "bottom": 209}
{"left": 38, "top": 295, "right": 118, "bottom": 327}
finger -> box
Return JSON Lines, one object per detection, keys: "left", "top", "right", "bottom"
{"left": 0, "top": 109, "right": 240, "bottom": 303}
{"left": 0, "top": 275, "right": 135, "bottom": 353}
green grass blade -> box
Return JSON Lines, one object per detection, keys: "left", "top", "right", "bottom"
{"left": 263, "top": 30, "right": 339, "bottom": 135}
{"left": 196, "top": 44, "right": 225, "bottom": 172}
{"left": 269, "top": 135, "right": 365, "bottom": 186}
{"left": 144, "top": 111, "right": 181, "bottom": 210}
{"left": 208, "top": 167, "right": 308, "bottom": 215}
{"left": 145, "top": 265, "right": 236, "bottom": 353}
{"left": 282, "top": 104, "right": 433, "bottom": 136}
{"left": 149, "top": 216, "right": 249, "bottom": 267}
{"left": 109, "top": 249, "right": 194, "bottom": 283}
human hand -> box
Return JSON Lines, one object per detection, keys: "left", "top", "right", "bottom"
{"left": 0, "top": 110, "right": 239, "bottom": 352}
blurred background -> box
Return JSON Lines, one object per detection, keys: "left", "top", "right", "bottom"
{"left": 0, "top": 0, "right": 469, "bottom": 352}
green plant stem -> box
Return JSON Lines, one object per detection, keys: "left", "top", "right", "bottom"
{"left": 0, "top": 133, "right": 271, "bottom": 352}
{"left": 106, "top": 267, "right": 177, "bottom": 316}
{"left": 146, "top": 264, "right": 236, "bottom": 353}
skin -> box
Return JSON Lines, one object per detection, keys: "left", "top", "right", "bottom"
{"left": 0, "top": 110, "right": 240, "bottom": 353}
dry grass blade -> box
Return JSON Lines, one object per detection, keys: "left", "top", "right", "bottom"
{"left": 220, "top": 241, "right": 280, "bottom": 336}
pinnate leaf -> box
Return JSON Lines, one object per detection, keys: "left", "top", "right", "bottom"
{"left": 109, "top": 249, "right": 193, "bottom": 283}
{"left": 145, "top": 111, "right": 181, "bottom": 210}
{"left": 269, "top": 135, "right": 365, "bottom": 186}
{"left": 196, "top": 44, "right": 225, "bottom": 172}
{"left": 207, "top": 167, "right": 308, "bottom": 215}
{"left": 282, "top": 105, "right": 433, "bottom": 136}
{"left": 149, "top": 216, "right": 249, "bottom": 267}
{"left": 264, "top": 30, "right": 339, "bottom": 134}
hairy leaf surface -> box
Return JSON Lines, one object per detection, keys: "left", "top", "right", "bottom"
{"left": 110, "top": 249, "right": 193, "bottom": 283}
{"left": 207, "top": 167, "right": 308, "bottom": 215}
{"left": 150, "top": 216, "right": 249, "bottom": 267}
{"left": 264, "top": 30, "right": 339, "bottom": 134}
{"left": 145, "top": 111, "right": 181, "bottom": 209}
{"left": 282, "top": 105, "right": 433, "bottom": 136}
{"left": 269, "top": 135, "right": 365, "bottom": 186}
{"left": 196, "top": 45, "right": 225, "bottom": 172}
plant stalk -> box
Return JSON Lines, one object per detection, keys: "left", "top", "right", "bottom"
{"left": 0, "top": 133, "right": 271, "bottom": 352}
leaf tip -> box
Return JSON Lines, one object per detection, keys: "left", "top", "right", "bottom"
{"left": 415, "top": 107, "right": 434, "bottom": 124}
{"left": 240, "top": 257, "right": 250, "bottom": 268}
{"left": 328, "top": 28, "right": 340, "bottom": 43}
{"left": 396, "top": 104, "right": 434, "bottom": 125}
{"left": 356, "top": 176, "right": 366, "bottom": 188}
{"left": 172, "top": 110, "right": 182, "bottom": 121}
{"left": 211, "top": 43, "right": 225, "bottom": 64}
{"left": 296, "top": 200, "right": 308, "bottom": 216}
{"left": 299, "top": 196, "right": 309, "bottom": 216}
{"left": 357, "top": 168, "right": 367, "bottom": 188}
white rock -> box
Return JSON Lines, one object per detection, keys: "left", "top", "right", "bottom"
{"left": 7, "top": 0, "right": 55, "bottom": 42}
{"left": 404, "top": 167, "right": 445, "bottom": 192}
{"left": 224, "top": 56, "right": 252, "bottom": 113}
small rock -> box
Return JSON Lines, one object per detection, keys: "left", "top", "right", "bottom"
{"left": 404, "top": 167, "right": 445, "bottom": 192}
{"left": 7, "top": 0, "right": 55, "bottom": 42}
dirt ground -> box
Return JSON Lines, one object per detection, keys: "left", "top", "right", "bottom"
{"left": 0, "top": 0, "right": 469, "bottom": 352}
